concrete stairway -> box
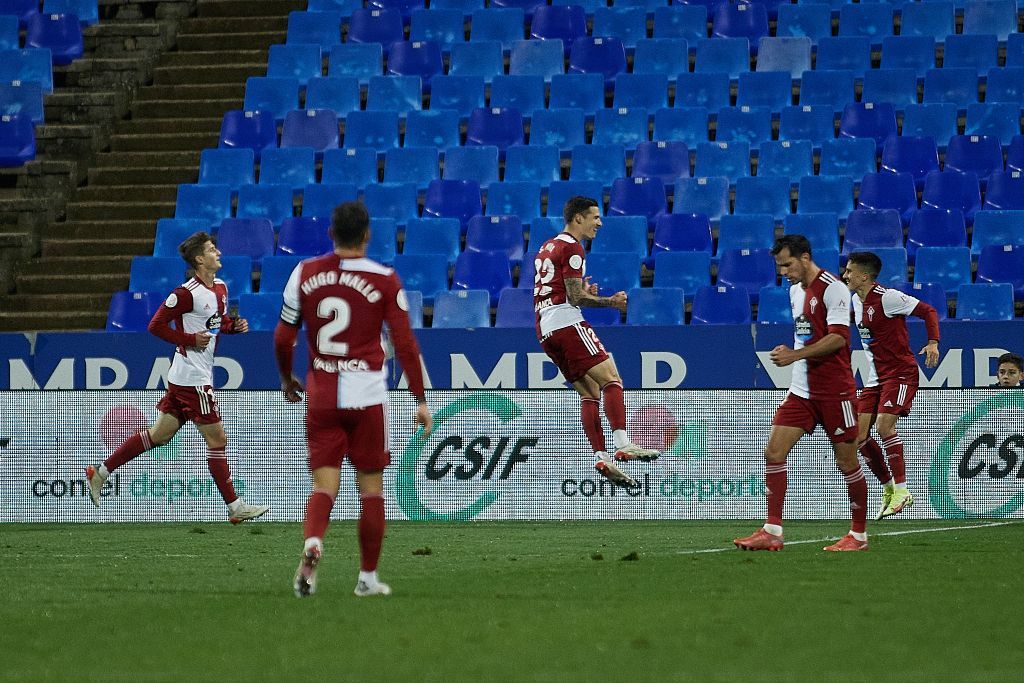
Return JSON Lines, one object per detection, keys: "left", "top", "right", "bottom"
{"left": 0, "top": 0, "right": 303, "bottom": 331}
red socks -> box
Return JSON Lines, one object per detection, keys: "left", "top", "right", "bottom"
{"left": 103, "top": 431, "right": 153, "bottom": 472}
{"left": 765, "top": 461, "right": 787, "bottom": 527}
{"left": 858, "top": 437, "right": 892, "bottom": 484}
{"left": 841, "top": 465, "right": 868, "bottom": 533}
{"left": 580, "top": 398, "right": 606, "bottom": 453}
{"left": 206, "top": 446, "right": 238, "bottom": 505}
{"left": 882, "top": 434, "right": 906, "bottom": 485}
{"left": 304, "top": 490, "right": 335, "bottom": 540}
{"left": 358, "top": 494, "right": 385, "bottom": 572}
{"left": 601, "top": 381, "right": 626, "bottom": 431}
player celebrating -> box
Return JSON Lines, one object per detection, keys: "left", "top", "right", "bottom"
{"left": 844, "top": 251, "right": 940, "bottom": 520}
{"left": 533, "top": 196, "right": 659, "bottom": 489}
{"left": 735, "top": 235, "right": 868, "bottom": 552}
{"left": 84, "top": 232, "right": 269, "bottom": 524}
{"left": 274, "top": 201, "right": 432, "bottom": 599}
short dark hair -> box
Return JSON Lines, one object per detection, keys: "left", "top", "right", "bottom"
{"left": 563, "top": 196, "right": 600, "bottom": 226}
{"left": 771, "top": 234, "right": 812, "bottom": 258}
{"left": 178, "top": 231, "right": 214, "bottom": 269}
{"left": 846, "top": 251, "right": 882, "bottom": 279}
{"left": 330, "top": 201, "right": 370, "bottom": 248}
{"left": 998, "top": 352, "right": 1024, "bottom": 372}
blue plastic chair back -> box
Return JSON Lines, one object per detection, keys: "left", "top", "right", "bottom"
{"left": 219, "top": 109, "right": 276, "bottom": 159}
{"left": 106, "top": 291, "right": 162, "bottom": 332}
{"left": 432, "top": 289, "right": 492, "bottom": 328}
{"left": 691, "top": 285, "right": 751, "bottom": 324}
{"left": 626, "top": 287, "right": 685, "bottom": 325}
{"left": 277, "top": 216, "right": 332, "bottom": 256}
{"left": 216, "top": 218, "right": 275, "bottom": 260}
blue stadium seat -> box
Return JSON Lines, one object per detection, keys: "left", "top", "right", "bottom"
{"left": 880, "top": 36, "right": 935, "bottom": 78}
{"left": 691, "top": 284, "right": 751, "bottom": 324}
{"left": 861, "top": 68, "right": 919, "bottom": 111}
{"left": 733, "top": 176, "right": 790, "bottom": 220}
{"left": 237, "top": 183, "right": 294, "bottom": 227}
{"left": 674, "top": 176, "right": 730, "bottom": 223}
{"left": 614, "top": 73, "right": 669, "bottom": 111}
{"left": 259, "top": 146, "right": 316, "bottom": 192}
{"left": 504, "top": 145, "right": 560, "bottom": 185}
{"left": 712, "top": 2, "right": 767, "bottom": 47}
{"left": 590, "top": 214, "right": 648, "bottom": 260}
{"left": 328, "top": 43, "right": 382, "bottom": 86}
{"left": 1009, "top": 136, "right": 1024, "bottom": 173}
{"left": 449, "top": 41, "right": 504, "bottom": 83}
{"left": 756, "top": 285, "right": 792, "bottom": 324}
{"left": 585, "top": 251, "right": 642, "bottom": 294}
{"left": 901, "top": 103, "right": 958, "bottom": 149}
{"left": 608, "top": 176, "right": 667, "bottom": 227}
{"left": 943, "top": 34, "right": 998, "bottom": 77}
{"left": 452, "top": 249, "right": 512, "bottom": 305}
{"left": 592, "top": 107, "right": 649, "bottom": 148}
{"left": 217, "top": 218, "right": 275, "bottom": 261}
{"left": 243, "top": 77, "right": 300, "bottom": 123}
{"left": 798, "top": 70, "right": 855, "bottom": 113}
{"left": 277, "top": 216, "right": 332, "bottom": 257}
{"left": 364, "top": 182, "right": 419, "bottom": 225}
{"left": 892, "top": 280, "right": 947, "bottom": 320}
{"left": 129, "top": 256, "right": 186, "bottom": 293}
{"left": 25, "top": 12, "right": 82, "bottom": 65}
{"left": 694, "top": 141, "right": 750, "bottom": 183}
{"left": 797, "top": 175, "right": 854, "bottom": 218}
{"left": 778, "top": 105, "right": 835, "bottom": 148}
{"left": 913, "top": 246, "right": 972, "bottom": 293}
{"left": 965, "top": 104, "right": 1020, "bottom": 146}
{"left": 219, "top": 109, "right": 276, "bottom": 159}
{"left": 650, "top": 212, "right": 713, "bottom": 259}
{"left": 819, "top": 138, "right": 877, "bottom": 179}
{"left": 198, "top": 148, "right": 254, "bottom": 193}
{"left": 490, "top": 75, "right": 545, "bottom": 118}
{"left": 853, "top": 246, "right": 908, "bottom": 286}
{"left": 257, "top": 255, "right": 303, "bottom": 292}
{"left": 717, "top": 248, "right": 776, "bottom": 303}
{"left": 443, "top": 145, "right": 499, "bottom": 187}
{"left": 366, "top": 75, "right": 422, "bottom": 116}
{"left": 546, "top": 180, "right": 603, "bottom": 218}
{"left": 843, "top": 209, "right": 903, "bottom": 254}
{"left": 384, "top": 146, "right": 440, "bottom": 190}
{"left": 986, "top": 67, "right": 1024, "bottom": 105}
{"left": 280, "top": 110, "right": 339, "bottom": 156}
{"left": 405, "top": 109, "right": 460, "bottom": 152}
{"left": 0, "top": 0, "right": 40, "bottom": 26}
{"left": 652, "top": 5, "right": 707, "bottom": 41}
{"left": 757, "top": 139, "right": 813, "bottom": 184}
{"left": 815, "top": 36, "right": 871, "bottom": 78}
{"left": 529, "top": 5, "right": 587, "bottom": 50}
{"left": 409, "top": 8, "right": 464, "bottom": 50}
{"left": 387, "top": 40, "right": 444, "bottom": 88}
{"left": 403, "top": 217, "right": 461, "bottom": 264}
{"left": 0, "top": 15, "right": 18, "bottom": 49}
{"left": 632, "top": 141, "right": 690, "bottom": 185}
{"left": 367, "top": 217, "right": 399, "bottom": 264}
{"left": 0, "top": 48, "right": 53, "bottom": 93}
{"left": 432, "top": 289, "right": 491, "bottom": 328}
{"left": 106, "top": 291, "right": 162, "bottom": 332}
{"left": 944, "top": 134, "right": 1003, "bottom": 184}
{"left": 568, "top": 36, "right": 627, "bottom": 82}
{"left": 44, "top": 0, "right": 99, "bottom": 25}
{"left": 490, "top": 0, "right": 543, "bottom": 18}
{"left": 548, "top": 74, "right": 604, "bottom": 113}
{"left": 839, "top": 102, "right": 896, "bottom": 150}
{"left": 153, "top": 218, "right": 208, "bottom": 257}
{"left": 858, "top": 171, "right": 918, "bottom": 225}
{"left": 899, "top": 1, "right": 953, "bottom": 42}
{"left": 569, "top": 143, "right": 626, "bottom": 188}
{"left": 321, "top": 147, "right": 377, "bottom": 187}
{"left": 393, "top": 253, "right": 449, "bottom": 303}
{"left": 524, "top": 217, "right": 561, "bottom": 254}
{"left": 652, "top": 107, "right": 709, "bottom": 148}
{"left": 736, "top": 71, "right": 792, "bottom": 112}
{"left": 268, "top": 44, "right": 322, "bottom": 87}
{"left": 976, "top": 244, "right": 1024, "bottom": 300}
{"left": 582, "top": 307, "right": 623, "bottom": 326}
{"left": 429, "top": 75, "right": 485, "bottom": 120}
{"left": 880, "top": 136, "right": 939, "bottom": 187}
{"left": 0, "top": 81, "right": 43, "bottom": 124}
{"left": 286, "top": 10, "right": 341, "bottom": 49}
{"left": 343, "top": 110, "right": 399, "bottom": 151}
{"left": 470, "top": 8, "right": 524, "bottom": 51}
{"left": 518, "top": 249, "right": 538, "bottom": 289}
{"left": 633, "top": 38, "right": 689, "bottom": 81}
{"left": 495, "top": 288, "right": 535, "bottom": 327}
{"left": 955, "top": 283, "right": 1014, "bottom": 321}
{"left": 305, "top": 77, "right": 359, "bottom": 118}
{"left": 423, "top": 178, "right": 482, "bottom": 228}
{"left": 347, "top": 7, "right": 404, "bottom": 51}
{"left": 971, "top": 210, "right": 1024, "bottom": 256}
{"left": 963, "top": 0, "right": 1018, "bottom": 41}
{"left": 236, "top": 292, "right": 281, "bottom": 332}
{"left": 652, "top": 250, "right": 712, "bottom": 297}
{"left": 776, "top": 3, "right": 829, "bottom": 40}
{"left": 755, "top": 37, "right": 811, "bottom": 79}
{"left": 982, "top": 171, "right": 1024, "bottom": 211}
{"left": 466, "top": 107, "right": 524, "bottom": 150}
{"left": 906, "top": 208, "right": 967, "bottom": 265}
{"left": 674, "top": 72, "right": 731, "bottom": 110}
{"left": 466, "top": 214, "right": 525, "bottom": 263}
{"left": 593, "top": 6, "right": 648, "bottom": 49}
{"left": 626, "top": 287, "right": 686, "bottom": 325}
{"left": 694, "top": 37, "right": 750, "bottom": 79}
{"left": 175, "top": 184, "right": 232, "bottom": 227}
{"left": 838, "top": 3, "right": 893, "bottom": 47}
{"left": 783, "top": 213, "right": 840, "bottom": 252}
{"left": 367, "top": 0, "right": 425, "bottom": 19}
{"left": 399, "top": 289, "right": 424, "bottom": 329}
{"left": 923, "top": 67, "right": 979, "bottom": 108}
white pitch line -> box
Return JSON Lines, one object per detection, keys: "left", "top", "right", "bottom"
{"left": 47, "top": 553, "right": 201, "bottom": 559}
{"left": 676, "top": 520, "right": 1021, "bottom": 555}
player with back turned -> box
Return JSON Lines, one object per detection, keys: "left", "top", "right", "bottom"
{"left": 844, "top": 251, "right": 941, "bottom": 520}
{"left": 274, "top": 201, "right": 432, "bottom": 598}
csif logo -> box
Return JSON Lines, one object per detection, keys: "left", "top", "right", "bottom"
{"left": 397, "top": 393, "right": 536, "bottom": 521}
{"left": 929, "top": 392, "right": 1024, "bottom": 518}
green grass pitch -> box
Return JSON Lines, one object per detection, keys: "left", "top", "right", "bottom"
{"left": 2, "top": 520, "right": 1022, "bottom": 681}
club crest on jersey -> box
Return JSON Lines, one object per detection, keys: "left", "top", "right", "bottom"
{"left": 867, "top": 305, "right": 875, "bottom": 321}
{"left": 809, "top": 296, "right": 818, "bottom": 314}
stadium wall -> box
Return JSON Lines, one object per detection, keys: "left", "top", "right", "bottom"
{"left": 2, "top": 389, "right": 1022, "bottom": 523}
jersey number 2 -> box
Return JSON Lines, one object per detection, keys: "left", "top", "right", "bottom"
{"left": 316, "top": 297, "right": 350, "bottom": 355}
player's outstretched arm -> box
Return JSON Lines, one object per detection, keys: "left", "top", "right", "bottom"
{"left": 565, "top": 278, "right": 627, "bottom": 311}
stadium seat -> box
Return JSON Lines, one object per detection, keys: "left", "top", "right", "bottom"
{"left": 569, "top": 143, "right": 626, "bottom": 188}
{"left": 286, "top": 10, "right": 342, "bottom": 49}
{"left": 962, "top": 0, "right": 1018, "bottom": 41}
{"left": 466, "top": 107, "right": 524, "bottom": 151}
{"left": 838, "top": 3, "right": 892, "bottom": 47}
{"left": 529, "top": 4, "right": 587, "bottom": 50}
{"left": 429, "top": 76, "right": 485, "bottom": 121}
{"left": 490, "top": 0, "right": 543, "bottom": 18}
{"left": 490, "top": 75, "right": 545, "bottom": 119}
{"left": 153, "top": 218, "right": 208, "bottom": 258}
{"left": 383, "top": 145, "right": 441, "bottom": 190}
{"left": 259, "top": 146, "right": 316, "bottom": 192}
{"left": 923, "top": 67, "right": 979, "bottom": 108}
{"left": 277, "top": 216, "right": 332, "bottom": 257}
{"left": 592, "top": 108, "right": 649, "bottom": 148}
{"left": 280, "top": 110, "right": 339, "bottom": 156}
{"left": 451, "top": 249, "right": 512, "bottom": 305}
{"left": 976, "top": 244, "right": 1024, "bottom": 300}
{"left": 402, "top": 289, "right": 424, "bottom": 328}
{"left": 175, "top": 184, "right": 232, "bottom": 227}
{"left": 776, "top": 2, "right": 829, "bottom": 41}
{"left": 694, "top": 37, "right": 750, "bottom": 80}
{"left": 0, "top": 15, "right": 18, "bottom": 49}
{"left": 839, "top": 102, "right": 896, "bottom": 150}
{"left": 393, "top": 253, "right": 449, "bottom": 303}
{"left": 1008, "top": 136, "right": 1024, "bottom": 173}
{"left": 364, "top": 182, "right": 419, "bottom": 225}
{"left": 443, "top": 145, "right": 499, "bottom": 187}
{"left": 423, "top": 178, "right": 482, "bottom": 229}
{"left": 366, "top": 75, "right": 422, "bottom": 116}
{"left": 691, "top": 285, "right": 751, "bottom": 324}
{"left": 880, "top": 136, "right": 939, "bottom": 187}
{"left": 649, "top": 212, "right": 713, "bottom": 261}
{"left": 25, "top": 12, "right": 82, "bottom": 65}
{"left": 778, "top": 105, "right": 835, "bottom": 148}
{"left": 843, "top": 209, "right": 903, "bottom": 254}
{"left": 716, "top": 248, "right": 776, "bottom": 303}
{"left": 524, "top": 217, "right": 561, "bottom": 254}
{"left": 733, "top": 177, "right": 790, "bottom": 220}
{"left": 913, "top": 246, "right": 971, "bottom": 293}
{"left": 256, "top": 255, "right": 302, "bottom": 292}
{"left": 712, "top": 2, "right": 767, "bottom": 48}
{"left": 757, "top": 140, "right": 813, "bottom": 185}
{"left": 489, "top": 178, "right": 542, "bottom": 225}
{"left": 797, "top": 175, "right": 854, "bottom": 218}
{"left": 0, "top": 81, "right": 43, "bottom": 124}
{"left": 716, "top": 105, "right": 772, "bottom": 145}
{"left": 518, "top": 249, "right": 538, "bottom": 289}
{"left": 593, "top": 6, "right": 648, "bottom": 49}
{"left": 494, "top": 287, "right": 535, "bottom": 327}
{"left": 106, "top": 291, "right": 162, "bottom": 332}
{"left": 625, "top": 287, "right": 686, "bottom": 325}
{"left": 466, "top": 214, "right": 525, "bottom": 263}
{"left": 986, "top": 68, "right": 1024, "bottom": 106}
{"left": 905, "top": 208, "right": 967, "bottom": 265}
{"left": 236, "top": 184, "right": 294, "bottom": 227}
{"left": 327, "top": 43, "right": 383, "bottom": 86}
{"left": 367, "top": 0, "right": 426, "bottom": 19}
{"left": 943, "top": 34, "right": 998, "bottom": 78}
{"left": 892, "top": 280, "right": 947, "bottom": 320}
{"left": 568, "top": 36, "right": 627, "bottom": 82}
{"left": 367, "top": 217, "right": 399, "bottom": 264}
{"left": 268, "top": 44, "right": 322, "bottom": 87}
{"left": 347, "top": 7, "right": 404, "bottom": 51}
{"left": 899, "top": 1, "right": 953, "bottom": 42}
{"left": 633, "top": 38, "right": 689, "bottom": 82}
{"left": 45, "top": 0, "right": 98, "bottom": 25}
{"left": 858, "top": 171, "right": 918, "bottom": 225}
{"left": 343, "top": 110, "right": 400, "bottom": 151}
{"left": 236, "top": 292, "right": 280, "bottom": 332}
{"left": 546, "top": 180, "right": 603, "bottom": 218}
{"left": 305, "top": 78, "right": 359, "bottom": 118}
{"left": 217, "top": 255, "right": 255, "bottom": 295}
{"left": 755, "top": 37, "right": 811, "bottom": 80}
{"left": 432, "top": 289, "right": 492, "bottom": 328}
{"left": 652, "top": 251, "right": 712, "bottom": 300}
{"left": 548, "top": 74, "right": 604, "bottom": 114}
{"left": 409, "top": 8, "right": 463, "bottom": 50}
{"left": 965, "top": 104, "right": 1020, "bottom": 147}
{"left": 982, "top": 171, "right": 1024, "bottom": 211}
{"left": 243, "top": 77, "right": 300, "bottom": 123}
{"left": 219, "top": 110, "right": 276, "bottom": 159}
{"left": 857, "top": 246, "right": 908, "bottom": 286}
{"left": 674, "top": 176, "right": 730, "bottom": 223}
{"left": 387, "top": 40, "right": 444, "bottom": 88}
{"left": 880, "top": 36, "right": 935, "bottom": 79}
{"left": 717, "top": 214, "right": 775, "bottom": 255}
{"left": 955, "top": 283, "right": 1014, "bottom": 321}
{"left": 403, "top": 217, "right": 461, "bottom": 264}
{"left": 0, "top": 0, "right": 39, "bottom": 26}
{"left": 694, "top": 141, "right": 750, "bottom": 183}
{"left": 470, "top": 8, "right": 524, "bottom": 52}
{"left": 815, "top": 36, "right": 871, "bottom": 78}
{"left": 674, "top": 72, "right": 731, "bottom": 111}
{"left": 614, "top": 74, "right": 669, "bottom": 112}
{"left": 198, "top": 148, "right": 254, "bottom": 193}
{"left": 632, "top": 141, "right": 690, "bottom": 185}
{"left": 528, "top": 109, "right": 585, "bottom": 157}
{"left": 652, "top": 4, "right": 707, "bottom": 41}
{"left": 944, "top": 134, "right": 1003, "bottom": 184}
{"left": 860, "top": 68, "right": 919, "bottom": 111}
{"left": 798, "top": 70, "right": 855, "bottom": 113}
{"left": 900, "top": 104, "right": 958, "bottom": 149}
{"left": 585, "top": 251, "right": 642, "bottom": 295}
{"left": 756, "top": 285, "right": 792, "bottom": 324}
{"left": 404, "top": 109, "right": 460, "bottom": 152}
{"left": 217, "top": 218, "right": 275, "bottom": 261}
{"left": 321, "top": 147, "right": 377, "bottom": 187}
{"left": 582, "top": 307, "right": 622, "bottom": 326}
{"left": 736, "top": 71, "right": 791, "bottom": 112}
{"left": 652, "top": 107, "right": 709, "bottom": 149}
{"left": 449, "top": 41, "right": 504, "bottom": 83}
{"left": 783, "top": 213, "right": 840, "bottom": 253}
{"left": 608, "top": 176, "right": 667, "bottom": 227}
{"left": 129, "top": 256, "right": 187, "bottom": 294}
{"left": 590, "top": 215, "right": 648, "bottom": 260}
{"left": 0, "top": 48, "right": 53, "bottom": 93}
{"left": 971, "top": 210, "right": 1024, "bottom": 256}
{"left": 819, "top": 138, "right": 877, "bottom": 179}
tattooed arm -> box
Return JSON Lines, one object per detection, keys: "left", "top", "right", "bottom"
{"left": 565, "top": 278, "right": 628, "bottom": 312}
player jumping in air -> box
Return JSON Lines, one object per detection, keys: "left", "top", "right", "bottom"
{"left": 85, "top": 232, "right": 269, "bottom": 524}
{"left": 844, "top": 251, "right": 940, "bottom": 519}
{"left": 275, "top": 201, "right": 432, "bottom": 598}
{"left": 533, "top": 196, "right": 659, "bottom": 489}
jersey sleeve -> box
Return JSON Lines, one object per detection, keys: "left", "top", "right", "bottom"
{"left": 880, "top": 288, "right": 920, "bottom": 317}
{"left": 148, "top": 287, "right": 196, "bottom": 347}
{"left": 279, "top": 262, "right": 303, "bottom": 327}
{"left": 823, "top": 280, "right": 851, "bottom": 326}
{"left": 383, "top": 273, "right": 426, "bottom": 400}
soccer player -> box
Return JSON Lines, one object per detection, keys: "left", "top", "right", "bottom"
{"left": 734, "top": 234, "right": 868, "bottom": 552}
{"left": 844, "top": 251, "right": 941, "bottom": 520}
{"left": 274, "top": 201, "right": 432, "bottom": 599}
{"left": 991, "top": 352, "right": 1024, "bottom": 387}
{"left": 533, "top": 195, "right": 659, "bottom": 489}
{"left": 84, "top": 232, "right": 269, "bottom": 524}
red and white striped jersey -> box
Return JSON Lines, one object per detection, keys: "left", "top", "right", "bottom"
{"left": 788, "top": 270, "right": 857, "bottom": 401}
{"left": 149, "top": 277, "right": 231, "bottom": 386}
{"left": 533, "top": 232, "right": 586, "bottom": 338}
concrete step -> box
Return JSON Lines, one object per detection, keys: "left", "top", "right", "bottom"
{"left": 132, "top": 98, "right": 240, "bottom": 119}
{"left": 161, "top": 50, "right": 268, "bottom": 67}
{"left": 20, "top": 255, "right": 135, "bottom": 276}
{"left": 197, "top": 0, "right": 306, "bottom": 18}
{"left": 67, "top": 200, "right": 176, "bottom": 221}
{"left": 41, "top": 237, "right": 154, "bottom": 257}
{"left": 15, "top": 271, "right": 128, "bottom": 295}
{"left": 0, "top": 292, "right": 112, "bottom": 312}
{"left": 136, "top": 84, "right": 246, "bottom": 102}
{"left": 88, "top": 165, "right": 197, "bottom": 185}
{"left": 152, "top": 63, "right": 267, "bottom": 85}
{"left": 114, "top": 118, "right": 222, "bottom": 135}
{"left": 109, "top": 132, "right": 220, "bottom": 152}
{"left": 176, "top": 31, "right": 284, "bottom": 52}
{"left": 72, "top": 185, "right": 179, "bottom": 203}
{"left": 45, "top": 220, "right": 156, "bottom": 240}
{"left": 0, "top": 310, "right": 108, "bottom": 332}
{"left": 179, "top": 16, "right": 288, "bottom": 34}
{"left": 95, "top": 151, "right": 202, "bottom": 168}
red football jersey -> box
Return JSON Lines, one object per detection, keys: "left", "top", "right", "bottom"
{"left": 853, "top": 284, "right": 924, "bottom": 386}
{"left": 788, "top": 270, "right": 857, "bottom": 401}
{"left": 280, "top": 254, "right": 424, "bottom": 410}
{"left": 533, "top": 232, "right": 586, "bottom": 338}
